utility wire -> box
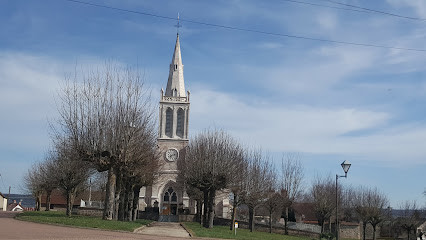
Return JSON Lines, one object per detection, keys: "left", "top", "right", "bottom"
{"left": 317, "top": 0, "right": 426, "bottom": 21}
{"left": 280, "top": 0, "right": 371, "bottom": 14}
{"left": 63, "top": 0, "right": 426, "bottom": 52}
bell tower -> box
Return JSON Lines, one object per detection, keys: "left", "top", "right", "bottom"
{"left": 158, "top": 33, "right": 190, "bottom": 141}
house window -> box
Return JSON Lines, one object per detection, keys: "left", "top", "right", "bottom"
{"left": 165, "top": 108, "right": 173, "bottom": 137}
{"left": 176, "top": 108, "right": 184, "bottom": 138}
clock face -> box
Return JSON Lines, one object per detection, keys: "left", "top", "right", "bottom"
{"left": 165, "top": 148, "right": 179, "bottom": 161}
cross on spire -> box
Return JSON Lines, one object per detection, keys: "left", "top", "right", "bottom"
{"left": 175, "top": 13, "right": 181, "bottom": 35}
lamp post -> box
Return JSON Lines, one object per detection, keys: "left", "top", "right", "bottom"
{"left": 336, "top": 160, "right": 351, "bottom": 240}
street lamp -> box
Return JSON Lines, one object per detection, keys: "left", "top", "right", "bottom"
{"left": 336, "top": 160, "right": 351, "bottom": 240}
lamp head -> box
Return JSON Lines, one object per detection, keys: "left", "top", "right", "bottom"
{"left": 341, "top": 160, "right": 351, "bottom": 174}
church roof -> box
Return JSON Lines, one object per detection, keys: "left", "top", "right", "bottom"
{"left": 165, "top": 34, "right": 186, "bottom": 97}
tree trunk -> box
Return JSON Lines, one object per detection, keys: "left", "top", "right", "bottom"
{"left": 203, "top": 190, "right": 209, "bottom": 228}
{"left": 373, "top": 224, "right": 377, "bottom": 240}
{"left": 45, "top": 190, "right": 52, "bottom": 211}
{"left": 196, "top": 199, "right": 203, "bottom": 225}
{"left": 66, "top": 190, "right": 75, "bottom": 216}
{"left": 407, "top": 229, "right": 410, "bottom": 240}
{"left": 363, "top": 222, "right": 367, "bottom": 240}
{"left": 114, "top": 171, "right": 122, "bottom": 221}
{"left": 36, "top": 192, "right": 42, "bottom": 211}
{"left": 103, "top": 166, "right": 116, "bottom": 220}
{"left": 249, "top": 206, "right": 255, "bottom": 232}
{"left": 126, "top": 187, "right": 134, "bottom": 221}
{"left": 132, "top": 186, "right": 140, "bottom": 221}
{"left": 230, "top": 194, "right": 238, "bottom": 231}
{"left": 284, "top": 207, "right": 289, "bottom": 235}
{"left": 269, "top": 211, "right": 273, "bottom": 233}
{"left": 118, "top": 182, "right": 126, "bottom": 221}
{"left": 208, "top": 189, "right": 215, "bottom": 229}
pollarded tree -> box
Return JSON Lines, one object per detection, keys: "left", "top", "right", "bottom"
{"left": 178, "top": 129, "right": 244, "bottom": 228}
{"left": 227, "top": 148, "right": 248, "bottom": 231}
{"left": 39, "top": 154, "right": 59, "bottom": 211}
{"left": 367, "top": 188, "right": 389, "bottom": 240}
{"left": 397, "top": 201, "right": 423, "bottom": 240}
{"left": 353, "top": 187, "right": 390, "bottom": 240}
{"left": 310, "top": 175, "right": 336, "bottom": 233}
{"left": 280, "top": 153, "right": 304, "bottom": 235}
{"left": 241, "top": 149, "right": 275, "bottom": 232}
{"left": 55, "top": 63, "right": 155, "bottom": 220}
{"left": 53, "top": 137, "right": 92, "bottom": 216}
{"left": 354, "top": 187, "right": 373, "bottom": 240}
{"left": 264, "top": 189, "right": 283, "bottom": 233}
{"left": 24, "top": 162, "right": 44, "bottom": 211}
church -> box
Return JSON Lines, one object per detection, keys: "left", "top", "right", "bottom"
{"left": 138, "top": 34, "right": 231, "bottom": 221}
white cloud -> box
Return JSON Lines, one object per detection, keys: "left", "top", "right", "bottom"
{"left": 190, "top": 87, "right": 426, "bottom": 165}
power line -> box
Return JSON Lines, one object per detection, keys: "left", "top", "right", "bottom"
{"left": 317, "top": 0, "right": 426, "bottom": 21}
{"left": 279, "top": 0, "right": 371, "bottom": 14}
{"left": 63, "top": 0, "right": 426, "bottom": 52}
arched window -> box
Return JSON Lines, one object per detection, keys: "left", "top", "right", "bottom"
{"left": 176, "top": 108, "right": 184, "bottom": 138}
{"left": 165, "top": 108, "right": 173, "bottom": 137}
{"left": 163, "top": 192, "right": 170, "bottom": 202}
{"left": 171, "top": 192, "right": 177, "bottom": 202}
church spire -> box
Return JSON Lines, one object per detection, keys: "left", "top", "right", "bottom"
{"left": 165, "top": 34, "right": 186, "bottom": 97}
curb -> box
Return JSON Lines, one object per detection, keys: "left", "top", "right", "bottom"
{"left": 180, "top": 222, "right": 193, "bottom": 237}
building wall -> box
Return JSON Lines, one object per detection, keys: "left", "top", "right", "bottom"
{"left": 0, "top": 195, "right": 6, "bottom": 211}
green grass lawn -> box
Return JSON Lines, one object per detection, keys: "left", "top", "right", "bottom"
{"left": 183, "top": 222, "right": 314, "bottom": 240}
{"left": 16, "top": 211, "right": 152, "bottom": 232}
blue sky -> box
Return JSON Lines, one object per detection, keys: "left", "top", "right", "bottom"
{"left": 0, "top": 0, "right": 425, "bottom": 208}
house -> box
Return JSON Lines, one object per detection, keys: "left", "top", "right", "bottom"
{"left": 41, "top": 189, "right": 105, "bottom": 210}
{"left": 7, "top": 194, "right": 35, "bottom": 209}
{"left": 0, "top": 192, "right": 7, "bottom": 211}
{"left": 7, "top": 200, "right": 24, "bottom": 211}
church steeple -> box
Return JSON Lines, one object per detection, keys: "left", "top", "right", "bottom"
{"left": 165, "top": 34, "right": 186, "bottom": 97}
{"left": 159, "top": 34, "right": 190, "bottom": 140}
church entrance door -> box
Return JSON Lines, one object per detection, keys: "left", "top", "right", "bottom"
{"left": 159, "top": 187, "right": 179, "bottom": 222}
{"left": 161, "top": 187, "right": 178, "bottom": 215}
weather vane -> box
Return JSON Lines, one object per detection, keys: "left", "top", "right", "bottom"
{"left": 175, "top": 13, "right": 182, "bottom": 35}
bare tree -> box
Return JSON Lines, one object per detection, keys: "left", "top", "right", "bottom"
{"left": 280, "top": 153, "right": 304, "bottom": 235}
{"left": 241, "top": 149, "right": 275, "bottom": 232}
{"left": 354, "top": 187, "right": 373, "bottom": 240}
{"left": 397, "top": 201, "right": 423, "bottom": 240}
{"left": 310, "top": 175, "right": 335, "bottom": 233}
{"left": 53, "top": 137, "right": 92, "bottom": 216}
{"left": 24, "top": 163, "right": 44, "bottom": 211}
{"left": 264, "top": 190, "right": 283, "bottom": 233}
{"left": 228, "top": 150, "right": 248, "bottom": 231}
{"left": 55, "top": 63, "right": 155, "bottom": 220}
{"left": 178, "top": 129, "right": 244, "bottom": 228}
{"left": 39, "top": 154, "right": 60, "bottom": 211}
{"left": 368, "top": 189, "right": 389, "bottom": 240}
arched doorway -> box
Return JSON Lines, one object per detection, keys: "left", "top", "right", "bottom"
{"left": 161, "top": 186, "right": 178, "bottom": 216}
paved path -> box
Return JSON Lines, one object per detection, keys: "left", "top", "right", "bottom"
{"left": 0, "top": 211, "right": 194, "bottom": 240}
{"left": 135, "top": 222, "right": 191, "bottom": 238}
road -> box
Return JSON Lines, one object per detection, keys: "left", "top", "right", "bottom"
{"left": 0, "top": 211, "right": 194, "bottom": 240}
